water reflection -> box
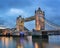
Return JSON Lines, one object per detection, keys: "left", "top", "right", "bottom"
{"left": 0, "top": 36, "right": 60, "bottom": 48}
{"left": 0, "top": 37, "right": 16, "bottom": 48}
{"left": 13, "top": 36, "right": 33, "bottom": 48}
{"left": 32, "top": 38, "right": 42, "bottom": 48}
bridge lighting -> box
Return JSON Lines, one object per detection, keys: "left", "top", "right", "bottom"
{"left": 35, "top": 42, "right": 39, "bottom": 48}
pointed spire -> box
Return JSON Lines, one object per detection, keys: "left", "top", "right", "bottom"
{"left": 19, "top": 15, "right": 21, "bottom": 18}
{"left": 37, "top": 7, "right": 41, "bottom": 11}
{"left": 38, "top": 7, "right": 41, "bottom": 10}
{"left": 35, "top": 10, "right": 36, "bottom": 13}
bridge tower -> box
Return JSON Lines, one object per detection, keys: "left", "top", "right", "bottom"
{"left": 16, "top": 15, "right": 24, "bottom": 32}
{"left": 35, "top": 7, "right": 45, "bottom": 31}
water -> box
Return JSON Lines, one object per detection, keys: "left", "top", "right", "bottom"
{"left": 0, "top": 35, "right": 60, "bottom": 48}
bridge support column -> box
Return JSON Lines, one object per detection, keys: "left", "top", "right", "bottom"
{"left": 35, "top": 7, "right": 45, "bottom": 31}
{"left": 42, "top": 31, "right": 48, "bottom": 39}
{"left": 32, "top": 31, "right": 48, "bottom": 39}
{"left": 16, "top": 15, "right": 24, "bottom": 32}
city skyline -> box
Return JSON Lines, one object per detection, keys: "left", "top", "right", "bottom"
{"left": 0, "top": 0, "right": 60, "bottom": 30}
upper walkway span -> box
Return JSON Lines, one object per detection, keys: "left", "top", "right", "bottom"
{"left": 24, "top": 16, "right": 60, "bottom": 30}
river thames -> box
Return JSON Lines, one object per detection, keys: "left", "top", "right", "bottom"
{"left": 0, "top": 35, "right": 60, "bottom": 48}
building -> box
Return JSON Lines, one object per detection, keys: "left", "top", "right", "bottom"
{"left": 35, "top": 7, "right": 45, "bottom": 31}
{"left": 16, "top": 15, "right": 24, "bottom": 32}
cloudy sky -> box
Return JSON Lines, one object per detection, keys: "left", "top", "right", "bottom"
{"left": 0, "top": 0, "right": 60, "bottom": 30}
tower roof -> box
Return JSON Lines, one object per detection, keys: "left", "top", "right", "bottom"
{"left": 35, "top": 7, "right": 42, "bottom": 13}
{"left": 38, "top": 7, "right": 41, "bottom": 10}
{"left": 19, "top": 15, "right": 21, "bottom": 18}
{"left": 17, "top": 15, "right": 22, "bottom": 19}
{"left": 37, "top": 7, "right": 42, "bottom": 12}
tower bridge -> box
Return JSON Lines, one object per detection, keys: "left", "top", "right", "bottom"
{"left": 16, "top": 7, "right": 60, "bottom": 31}
{"left": 15, "top": 7, "right": 60, "bottom": 36}
{"left": 0, "top": 7, "right": 60, "bottom": 36}
{"left": 16, "top": 7, "right": 45, "bottom": 31}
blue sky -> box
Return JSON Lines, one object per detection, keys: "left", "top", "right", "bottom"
{"left": 0, "top": 0, "right": 60, "bottom": 30}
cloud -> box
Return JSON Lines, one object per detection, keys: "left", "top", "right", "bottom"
{"left": 0, "top": 0, "right": 33, "bottom": 10}
{"left": 5, "top": 8, "right": 30, "bottom": 18}
{"left": 6, "top": 8, "right": 24, "bottom": 16}
{"left": 2, "top": 8, "right": 33, "bottom": 28}
{"left": 0, "top": 17, "right": 5, "bottom": 25}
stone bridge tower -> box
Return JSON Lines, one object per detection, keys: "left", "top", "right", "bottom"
{"left": 16, "top": 16, "right": 24, "bottom": 32}
{"left": 35, "top": 7, "right": 45, "bottom": 31}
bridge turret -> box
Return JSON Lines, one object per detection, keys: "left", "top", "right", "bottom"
{"left": 16, "top": 15, "right": 24, "bottom": 32}
{"left": 35, "top": 7, "right": 41, "bottom": 13}
{"left": 35, "top": 7, "right": 45, "bottom": 31}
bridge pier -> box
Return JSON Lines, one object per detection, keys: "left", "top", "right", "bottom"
{"left": 32, "top": 31, "right": 48, "bottom": 39}
{"left": 32, "top": 35, "right": 42, "bottom": 39}
{"left": 42, "top": 31, "right": 48, "bottom": 39}
{"left": 32, "top": 34, "right": 48, "bottom": 39}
